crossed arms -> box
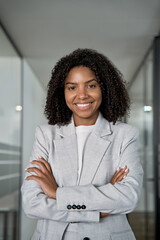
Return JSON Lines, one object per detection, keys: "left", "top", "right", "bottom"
{"left": 21, "top": 126, "right": 143, "bottom": 223}
{"left": 25, "top": 156, "right": 129, "bottom": 218}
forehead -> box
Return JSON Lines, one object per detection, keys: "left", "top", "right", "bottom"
{"left": 65, "top": 66, "right": 96, "bottom": 82}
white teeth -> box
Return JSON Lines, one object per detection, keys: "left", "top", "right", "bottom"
{"left": 76, "top": 103, "right": 90, "bottom": 107}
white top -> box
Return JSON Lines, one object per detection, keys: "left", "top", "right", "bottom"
{"left": 75, "top": 125, "right": 94, "bottom": 185}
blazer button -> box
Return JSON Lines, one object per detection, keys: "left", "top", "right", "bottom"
{"left": 72, "top": 204, "right": 77, "bottom": 209}
{"left": 67, "top": 205, "right": 72, "bottom": 210}
{"left": 77, "top": 205, "right": 81, "bottom": 209}
{"left": 81, "top": 205, "right": 86, "bottom": 209}
{"left": 83, "top": 238, "right": 90, "bottom": 240}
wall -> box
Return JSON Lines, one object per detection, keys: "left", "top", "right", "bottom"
{"left": 20, "top": 60, "right": 46, "bottom": 240}
{"left": 0, "top": 26, "right": 22, "bottom": 239}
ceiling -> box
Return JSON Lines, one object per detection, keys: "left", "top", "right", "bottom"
{"left": 0, "top": 0, "right": 160, "bottom": 89}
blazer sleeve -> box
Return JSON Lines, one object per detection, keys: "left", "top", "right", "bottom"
{"left": 21, "top": 126, "right": 99, "bottom": 223}
{"left": 56, "top": 127, "right": 144, "bottom": 215}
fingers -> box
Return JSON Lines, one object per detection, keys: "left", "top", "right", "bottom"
{"left": 111, "top": 167, "right": 125, "bottom": 184}
{"left": 25, "top": 167, "right": 43, "bottom": 176}
{"left": 116, "top": 168, "right": 129, "bottom": 182}
{"left": 25, "top": 157, "right": 52, "bottom": 181}
{"left": 25, "top": 175, "right": 41, "bottom": 182}
{"left": 111, "top": 166, "right": 129, "bottom": 185}
{"left": 25, "top": 174, "right": 46, "bottom": 186}
{"left": 30, "top": 157, "right": 52, "bottom": 173}
{"left": 38, "top": 157, "right": 52, "bottom": 172}
{"left": 110, "top": 169, "right": 119, "bottom": 184}
{"left": 115, "top": 166, "right": 127, "bottom": 180}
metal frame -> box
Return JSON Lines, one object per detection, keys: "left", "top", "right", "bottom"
{"left": 127, "top": 37, "right": 159, "bottom": 239}
{"left": 0, "top": 19, "right": 23, "bottom": 240}
{"left": 128, "top": 44, "right": 153, "bottom": 90}
{"left": 153, "top": 36, "right": 160, "bottom": 240}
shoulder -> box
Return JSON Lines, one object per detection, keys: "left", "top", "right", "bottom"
{"left": 110, "top": 121, "right": 139, "bottom": 139}
{"left": 34, "top": 124, "right": 60, "bottom": 139}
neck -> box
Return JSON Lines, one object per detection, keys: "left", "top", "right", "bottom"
{"left": 73, "top": 113, "right": 99, "bottom": 126}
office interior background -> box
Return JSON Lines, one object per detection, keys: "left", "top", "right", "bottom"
{"left": 0, "top": 0, "right": 160, "bottom": 239}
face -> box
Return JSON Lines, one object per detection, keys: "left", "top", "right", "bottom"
{"left": 64, "top": 66, "right": 102, "bottom": 126}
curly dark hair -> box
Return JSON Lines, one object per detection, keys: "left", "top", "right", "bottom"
{"left": 44, "top": 48, "right": 130, "bottom": 125}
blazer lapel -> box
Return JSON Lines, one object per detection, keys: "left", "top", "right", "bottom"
{"left": 54, "top": 113, "right": 112, "bottom": 187}
{"left": 79, "top": 113, "right": 112, "bottom": 185}
{"left": 54, "top": 118, "right": 78, "bottom": 186}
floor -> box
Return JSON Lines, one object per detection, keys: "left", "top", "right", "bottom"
{"left": 128, "top": 212, "right": 155, "bottom": 240}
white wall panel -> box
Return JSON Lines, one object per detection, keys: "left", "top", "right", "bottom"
{"left": 20, "top": 59, "right": 46, "bottom": 240}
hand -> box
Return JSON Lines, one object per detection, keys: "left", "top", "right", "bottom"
{"left": 110, "top": 165, "right": 129, "bottom": 185}
{"left": 100, "top": 212, "right": 111, "bottom": 218}
{"left": 25, "top": 157, "right": 58, "bottom": 199}
{"left": 100, "top": 166, "right": 129, "bottom": 218}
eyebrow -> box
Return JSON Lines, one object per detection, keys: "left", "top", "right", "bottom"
{"left": 65, "top": 79, "right": 98, "bottom": 85}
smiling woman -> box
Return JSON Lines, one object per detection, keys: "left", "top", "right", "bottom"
{"left": 21, "top": 48, "right": 143, "bottom": 240}
{"left": 64, "top": 66, "right": 102, "bottom": 126}
{"left": 44, "top": 48, "right": 130, "bottom": 125}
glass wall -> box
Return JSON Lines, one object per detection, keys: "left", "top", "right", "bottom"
{"left": 20, "top": 60, "right": 46, "bottom": 240}
{"left": 127, "top": 49, "right": 155, "bottom": 240}
{"left": 0, "top": 22, "right": 47, "bottom": 239}
{"left": 0, "top": 23, "right": 47, "bottom": 239}
{"left": 0, "top": 26, "right": 22, "bottom": 239}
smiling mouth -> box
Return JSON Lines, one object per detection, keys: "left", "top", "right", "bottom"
{"left": 75, "top": 102, "right": 93, "bottom": 110}
{"left": 76, "top": 103, "right": 92, "bottom": 107}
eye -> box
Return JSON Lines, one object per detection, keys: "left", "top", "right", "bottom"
{"left": 68, "top": 86, "right": 76, "bottom": 90}
{"left": 88, "top": 84, "right": 96, "bottom": 88}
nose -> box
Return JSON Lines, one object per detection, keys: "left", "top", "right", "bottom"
{"left": 77, "top": 87, "right": 88, "bottom": 99}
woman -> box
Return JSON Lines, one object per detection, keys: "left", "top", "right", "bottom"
{"left": 21, "top": 48, "right": 143, "bottom": 240}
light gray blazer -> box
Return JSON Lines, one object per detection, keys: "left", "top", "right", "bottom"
{"left": 21, "top": 113, "right": 143, "bottom": 240}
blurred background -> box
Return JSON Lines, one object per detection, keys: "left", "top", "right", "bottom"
{"left": 0, "top": 0, "right": 160, "bottom": 239}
